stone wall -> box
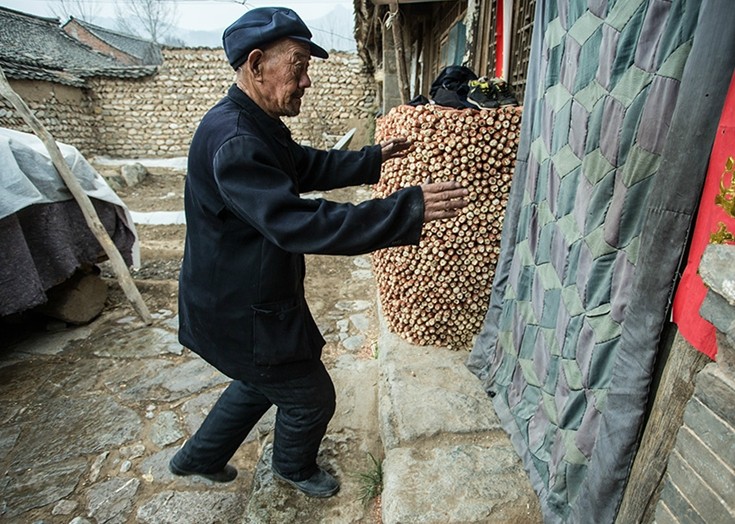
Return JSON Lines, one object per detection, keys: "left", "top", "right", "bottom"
{"left": 0, "top": 48, "right": 377, "bottom": 158}
{"left": 654, "top": 244, "right": 735, "bottom": 523}
{"left": 0, "top": 80, "right": 99, "bottom": 154}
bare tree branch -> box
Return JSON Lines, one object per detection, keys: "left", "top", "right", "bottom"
{"left": 115, "top": 0, "right": 179, "bottom": 43}
{"left": 50, "top": 0, "right": 101, "bottom": 23}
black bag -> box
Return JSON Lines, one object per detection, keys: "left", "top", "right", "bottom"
{"left": 429, "top": 66, "right": 478, "bottom": 109}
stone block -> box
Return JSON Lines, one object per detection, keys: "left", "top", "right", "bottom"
{"left": 36, "top": 271, "right": 107, "bottom": 325}
{"left": 100, "top": 172, "right": 126, "bottom": 191}
{"left": 683, "top": 397, "right": 735, "bottom": 468}
{"left": 700, "top": 244, "right": 735, "bottom": 306}
{"left": 121, "top": 162, "right": 148, "bottom": 186}
{"left": 693, "top": 364, "right": 735, "bottom": 426}
{"left": 378, "top": 328, "right": 501, "bottom": 450}
{"left": 658, "top": 478, "right": 704, "bottom": 524}
{"left": 381, "top": 444, "right": 541, "bottom": 524}
{"left": 674, "top": 426, "right": 735, "bottom": 502}
{"left": 665, "top": 451, "right": 734, "bottom": 524}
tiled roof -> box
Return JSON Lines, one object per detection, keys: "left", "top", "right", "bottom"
{"left": 65, "top": 17, "right": 163, "bottom": 66}
{"left": 0, "top": 6, "right": 157, "bottom": 86}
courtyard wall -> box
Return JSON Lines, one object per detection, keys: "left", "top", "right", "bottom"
{"left": 0, "top": 47, "right": 377, "bottom": 157}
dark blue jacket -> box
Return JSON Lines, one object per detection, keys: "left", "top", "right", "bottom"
{"left": 179, "top": 85, "right": 424, "bottom": 381}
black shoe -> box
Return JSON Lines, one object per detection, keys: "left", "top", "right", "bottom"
{"left": 467, "top": 77, "right": 499, "bottom": 109}
{"left": 490, "top": 78, "right": 519, "bottom": 106}
{"left": 169, "top": 457, "right": 238, "bottom": 483}
{"left": 272, "top": 466, "right": 340, "bottom": 498}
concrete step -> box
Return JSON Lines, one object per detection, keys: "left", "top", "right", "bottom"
{"left": 376, "top": 323, "right": 542, "bottom": 524}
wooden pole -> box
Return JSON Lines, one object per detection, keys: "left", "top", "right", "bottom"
{"left": 389, "top": 3, "right": 411, "bottom": 104}
{"left": 0, "top": 66, "right": 152, "bottom": 325}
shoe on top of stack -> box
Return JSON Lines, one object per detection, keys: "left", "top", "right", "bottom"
{"left": 467, "top": 77, "right": 499, "bottom": 109}
{"left": 467, "top": 77, "right": 519, "bottom": 109}
{"left": 490, "top": 78, "right": 519, "bottom": 106}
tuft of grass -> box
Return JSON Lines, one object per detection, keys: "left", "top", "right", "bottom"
{"left": 356, "top": 452, "right": 383, "bottom": 506}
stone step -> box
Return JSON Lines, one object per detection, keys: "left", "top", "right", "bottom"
{"left": 377, "top": 323, "right": 542, "bottom": 524}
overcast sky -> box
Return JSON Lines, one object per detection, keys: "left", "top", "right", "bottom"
{"left": 0, "top": 0, "right": 353, "bottom": 30}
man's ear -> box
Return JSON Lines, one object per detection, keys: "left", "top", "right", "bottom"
{"left": 245, "top": 49, "right": 265, "bottom": 79}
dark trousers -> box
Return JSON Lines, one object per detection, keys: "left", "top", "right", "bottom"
{"left": 172, "top": 361, "right": 336, "bottom": 481}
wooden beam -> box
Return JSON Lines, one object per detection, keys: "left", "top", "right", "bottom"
{"left": 0, "top": 66, "right": 153, "bottom": 325}
{"left": 389, "top": 3, "right": 411, "bottom": 104}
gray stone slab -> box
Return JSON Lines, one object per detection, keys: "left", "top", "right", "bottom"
{"left": 10, "top": 395, "right": 140, "bottom": 469}
{"left": 353, "top": 256, "right": 372, "bottom": 269}
{"left": 665, "top": 450, "right": 734, "bottom": 524}
{"left": 342, "top": 334, "right": 365, "bottom": 352}
{"left": 92, "top": 327, "right": 183, "bottom": 357}
{"left": 180, "top": 387, "right": 226, "bottom": 435}
{"left": 381, "top": 444, "right": 541, "bottom": 524}
{"left": 378, "top": 330, "right": 501, "bottom": 450}
{"left": 693, "top": 365, "right": 735, "bottom": 426}
{"left": 329, "top": 355, "right": 379, "bottom": 433}
{"left": 52, "top": 499, "right": 78, "bottom": 515}
{"left": 673, "top": 428, "right": 735, "bottom": 508}
{"left": 335, "top": 299, "right": 371, "bottom": 312}
{"left": 683, "top": 397, "right": 735, "bottom": 468}
{"left": 0, "top": 458, "right": 87, "bottom": 517}
{"left": 350, "top": 313, "right": 370, "bottom": 332}
{"left": 658, "top": 477, "right": 706, "bottom": 524}
{"left": 86, "top": 477, "right": 140, "bottom": 524}
{"left": 137, "top": 490, "right": 245, "bottom": 524}
{"left": 700, "top": 244, "right": 735, "bottom": 306}
{"left": 89, "top": 452, "right": 109, "bottom": 483}
{"left": 0, "top": 426, "right": 20, "bottom": 462}
{"left": 5, "top": 323, "right": 94, "bottom": 356}
{"left": 0, "top": 360, "right": 54, "bottom": 402}
{"left": 162, "top": 314, "right": 179, "bottom": 332}
{"left": 150, "top": 411, "right": 184, "bottom": 448}
{"left": 700, "top": 290, "right": 735, "bottom": 335}
{"left": 102, "top": 358, "right": 229, "bottom": 403}
{"left": 352, "top": 269, "right": 373, "bottom": 280}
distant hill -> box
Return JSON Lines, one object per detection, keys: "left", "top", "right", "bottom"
{"left": 92, "top": 6, "right": 356, "bottom": 51}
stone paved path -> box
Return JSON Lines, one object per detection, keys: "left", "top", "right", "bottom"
{"left": 0, "top": 282, "right": 384, "bottom": 523}
{"left": 0, "top": 179, "right": 541, "bottom": 523}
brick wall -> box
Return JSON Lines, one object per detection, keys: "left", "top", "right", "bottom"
{"left": 0, "top": 48, "right": 377, "bottom": 158}
{"left": 654, "top": 245, "right": 735, "bottom": 523}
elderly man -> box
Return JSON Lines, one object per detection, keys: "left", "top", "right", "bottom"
{"left": 170, "top": 7, "right": 468, "bottom": 498}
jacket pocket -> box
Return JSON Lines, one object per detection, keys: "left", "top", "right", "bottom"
{"left": 251, "top": 298, "right": 312, "bottom": 366}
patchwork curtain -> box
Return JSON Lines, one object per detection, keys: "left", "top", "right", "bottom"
{"left": 466, "top": 0, "right": 735, "bottom": 521}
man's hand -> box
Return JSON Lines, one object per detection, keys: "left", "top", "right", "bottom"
{"left": 380, "top": 137, "right": 412, "bottom": 163}
{"left": 421, "top": 181, "right": 469, "bottom": 223}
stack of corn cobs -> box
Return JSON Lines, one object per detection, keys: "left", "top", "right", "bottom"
{"left": 373, "top": 103, "right": 522, "bottom": 349}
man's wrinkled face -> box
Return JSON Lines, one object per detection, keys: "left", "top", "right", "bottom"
{"left": 260, "top": 39, "right": 312, "bottom": 118}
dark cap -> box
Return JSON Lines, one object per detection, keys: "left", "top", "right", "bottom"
{"left": 223, "top": 7, "right": 329, "bottom": 70}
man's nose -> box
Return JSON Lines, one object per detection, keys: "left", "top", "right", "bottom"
{"left": 300, "top": 72, "right": 311, "bottom": 89}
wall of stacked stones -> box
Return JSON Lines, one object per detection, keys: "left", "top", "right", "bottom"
{"left": 88, "top": 48, "right": 233, "bottom": 158}
{"left": 0, "top": 48, "right": 377, "bottom": 158}
{"left": 0, "top": 80, "right": 99, "bottom": 154}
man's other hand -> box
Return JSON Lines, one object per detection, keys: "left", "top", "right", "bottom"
{"left": 380, "top": 137, "right": 412, "bottom": 163}
{"left": 421, "top": 181, "right": 469, "bottom": 223}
